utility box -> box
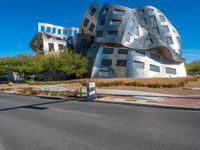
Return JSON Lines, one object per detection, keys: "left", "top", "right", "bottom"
{"left": 87, "top": 82, "right": 96, "bottom": 101}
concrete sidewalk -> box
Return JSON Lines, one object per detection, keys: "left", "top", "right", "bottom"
{"left": 2, "top": 84, "right": 200, "bottom": 110}
{"left": 29, "top": 84, "right": 175, "bottom": 100}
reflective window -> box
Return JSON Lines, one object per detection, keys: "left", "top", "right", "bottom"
{"left": 58, "top": 29, "right": 61, "bottom": 34}
{"left": 150, "top": 16, "right": 157, "bottom": 24}
{"left": 83, "top": 18, "right": 89, "bottom": 27}
{"left": 159, "top": 15, "right": 166, "bottom": 22}
{"left": 166, "top": 67, "right": 176, "bottom": 75}
{"left": 176, "top": 37, "right": 181, "bottom": 45}
{"left": 118, "top": 49, "right": 128, "bottom": 54}
{"left": 103, "top": 8, "right": 109, "bottom": 15}
{"left": 150, "top": 53, "right": 160, "bottom": 62}
{"left": 100, "top": 19, "right": 105, "bottom": 25}
{"left": 110, "top": 19, "right": 121, "bottom": 26}
{"left": 90, "top": 7, "right": 97, "bottom": 16}
{"left": 135, "top": 50, "right": 145, "bottom": 56}
{"left": 52, "top": 28, "right": 56, "bottom": 34}
{"left": 47, "top": 27, "right": 51, "bottom": 33}
{"left": 148, "top": 9, "right": 154, "bottom": 13}
{"left": 150, "top": 64, "right": 160, "bottom": 72}
{"left": 89, "top": 23, "right": 95, "bottom": 32}
{"left": 48, "top": 43, "right": 54, "bottom": 52}
{"left": 114, "top": 9, "right": 125, "bottom": 15}
{"left": 33, "top": 40, "right": 38, "bottom": 47}
{"left": 108, "top": 30, "right": 118, "bottom": 37}
{"left": 41, "top": 26, "right": 45, "bottom": 32}
{"left": 39, "top": 44, "right": 43, "bottom": 51}
{"left": 97, "top": 31, "right": 103, "bottom": 37}
{"left": 103, "top": 47, "right": 113, "bottom": 54}
{"left": 138, "top": 9, "right": 144, "bottom": 14}
{"left": 152, "top": 27, "right": 160, "bottom": 35}
{"left": 162, "top": 25, "right": 170, "bottom": 33}
{"left": 101, "top": 59, "right": 112, "bottom": 66}
{"left": 99, "top": 70, "right": 110, "bottom": 77}
{"left": 134, "top": 61, "right": 144, "bottom": 69}
{"left": 117, "top": 60, "right": 127, "bottom": 67}
{"left": 58, "top": 44, "right": 64, "bottom": 50}
{"left": 166, "top": 37, "right": 174, "bottom": 45}
{"left": 63, "top": 30, "right": 67, "bottom": 35}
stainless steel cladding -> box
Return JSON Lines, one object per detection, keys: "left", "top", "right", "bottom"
{"left": 30, "top": 2, "right": 187, "bottom": 78}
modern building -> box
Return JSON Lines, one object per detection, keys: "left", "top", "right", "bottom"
{"left": 30, "top": 2, "right": 187, "bottom": 78}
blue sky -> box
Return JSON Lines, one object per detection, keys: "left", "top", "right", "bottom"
{"left": 0, "top": 0, "right": 199, "bottom": 62}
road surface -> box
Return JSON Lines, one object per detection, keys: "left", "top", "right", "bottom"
{"left": 0, "top": 93, "right": 199, "bottom": 150}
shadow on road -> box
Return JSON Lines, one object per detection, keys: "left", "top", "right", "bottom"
{"left": 0, "top": 98, "right": 81, "bottom": 112}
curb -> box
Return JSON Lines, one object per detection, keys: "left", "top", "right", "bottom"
{"left": 1, "top": 92, "right": 200, "bottom": 111}
{"left": 94, "top": 99, "right": 200, "bottom": 111}
{"left": 0, "top": 92, "right": 66, "bottom": 100}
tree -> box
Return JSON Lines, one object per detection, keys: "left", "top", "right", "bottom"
{"left": 0, "top": 51, "right": 88, "bottom": 81}
{"left": 185, "top": 60, "right": 200, "bottom": 74}
{"left": 41, "top": 52, "right": 88, "bottom": 80}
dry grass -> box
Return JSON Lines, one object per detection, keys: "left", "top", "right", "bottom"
{"left": 27, "top": 75, "right": 200, "bottom": 89}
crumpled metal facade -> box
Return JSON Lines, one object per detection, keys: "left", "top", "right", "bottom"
{"left": 30, "top": 2, "right": 187, "bottom": 78}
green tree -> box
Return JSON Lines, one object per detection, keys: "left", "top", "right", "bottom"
{"left": 185, "top": 60, "right": 200, "bottom": 74}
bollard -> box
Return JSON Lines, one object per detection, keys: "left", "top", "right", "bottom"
{"left": 80, "top": 85, "right": 83, "bottom": 97}
{"left": 87, "top": 82, "right": 96, "bottom": 101}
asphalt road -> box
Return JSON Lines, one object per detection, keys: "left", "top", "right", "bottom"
{"left": 0, "top": 94, "right": 199, "bottom": 150}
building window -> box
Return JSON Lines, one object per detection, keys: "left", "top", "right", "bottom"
{"left": 101, "top": 59, "right": 112, "bottom": 66}
{"left": 135, "top": 50, "right": 145, "bottom": 56}
{"left": 135, "top": 26, "right": 139, "bottom": 36}
{"left": 114, "top": 9, "right": 125, "bottom": 15}
{"left": 41, "top": 26, "right": 45, "bottom": 32}
{"left": 99, "top": 70, "right": 110, "bottom": 77}
{"left": 108, "top": 30, "right": 118, "bottom": 37}
{"left": 150, "top": 53, "right": 160, "bottom": 62}
{"left": 33, "top": 40, "right": 38, "bottom": 47}
{"left": 140, "top": 18, "right": 147, "bottom": 27}
{"left": 138, "top": 9, "right": 144, "bottom": 14}
{"left": 48, "top": 43, "right": 54, "bottom": 52}
{"left": 118, "top": 49, "right": 128, "bottom": 54}
{"left": 90, "top": 7, "right": 97, "bottom": 16}
{"left": 166, "top": 67, "right": 176, "bottom": 75}
{"left": 52, "top": 28, "right": 56, "bottom": 34}
{"left": 162, "top": 25, "right": 170, "bottom": 33}
{"left": 97, "top": 31, "right": 103, "bottom": 37}
{"left": 176, "top": 37, "right": 181, "bottom": 45}
{"left": 148, "top": 9, "right": 154, "bottom": 13}
{"left": 146, "top": 38, "right": 153, "bottom": 45}
{"left": 58, "top": 29, "right": 61, "bottom": 34}
{"left": 166, "top": 37, "right": 174, "bottom": 45}
{"left": 110, "top": 19, "right": 121, "bottom": 26}
{"left": 103, "top": 8, "right": 109, "bottom": 15}
{"left": 83, "top": 18, "right": 89, "bottom": 27}
{"left": 39, "top": 44, "right": 44, "bottom": 51}
{"left": 103, "top": 47, "right": 113, "bottom": 54}
{"left": 159, "top": 15, "right": 166, "bottom": 22}
{"left": 63, "top": 30, "right": 67, "bottom": 35}
{"left": 134, "top": 61, "right": 144, "bottom": 69}
{"left": 152, "top": 27, "right": 160, "bottom": 35}
{"left": 150, "top": 64, "right": 160, "bottom": 72}
{"left": 47, "top": 27, "right": 51, "bottom": 33}
{"left": 89, "top": 23, "right": 95, "bottom": 32}
{"left": 100, "top": 19, "right": 105, "bottom": 25}
{"left": 150, "top": 16, "right": 157, "bottom": 24}
{"left": 58, "top": 44, "right": 64, "bottom": 50}
{"left": 117, "top": 60, "right": 127, "bottom": 67}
